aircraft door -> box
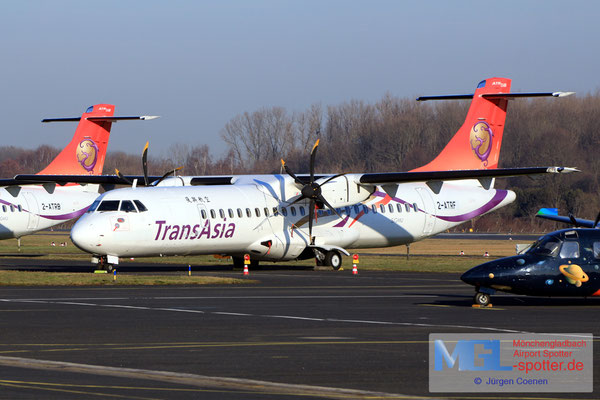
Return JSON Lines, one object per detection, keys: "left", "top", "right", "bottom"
{"left": 416, "top": 187, "right": 436, "bottom": 235}
{"left": 23, "top": 192, "right": 40, "bottom": 231}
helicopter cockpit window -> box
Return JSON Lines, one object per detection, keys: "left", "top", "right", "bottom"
{"left": 97, "top": 200, "right": 120, "bottom": 212}
{"left": 560, "top": 241, "right": 580, "bottom": 259}
{"left": 528, "top": 235, "right": 561, "bottom": 257}
{"left": 593, "top": 242, "right": 600, "bottom": 259}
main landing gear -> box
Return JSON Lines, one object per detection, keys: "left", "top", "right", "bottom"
{"left": 316, "top": 250, "right": 342, "bottom": 270}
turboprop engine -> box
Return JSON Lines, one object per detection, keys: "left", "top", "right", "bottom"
{"left": 316, "top": 175, "right": 373, "bottom": 208}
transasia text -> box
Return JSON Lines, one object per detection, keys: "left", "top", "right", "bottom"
{"left": 154, "top": 220, "right": 236, "bottom": 241}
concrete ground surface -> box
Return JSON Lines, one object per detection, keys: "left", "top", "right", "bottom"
{"left": 0, "top": 261, "right": 598, "bottom": 399}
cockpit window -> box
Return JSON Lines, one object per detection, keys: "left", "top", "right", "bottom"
{"left": 134, "top": 200, "right": 147, "bottom": 212}
{"left": 593, "top": 242, "right": 600, "bottom": 259}
{"left": 87, "top": 199, "right": 101, "bottom": 213}
{"left": 528, "top": 235, "right": 561, "bottom": 257}
{"left": 559, "top": 241, "right": 580, "bottom": 259}
{"left": 120, "top": 200, "right": 137, "bottom": 213}
{"left": 97, "top": 200, "right": 120, "bottom": 212}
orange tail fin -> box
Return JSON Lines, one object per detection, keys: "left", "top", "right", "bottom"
{"left": 412, "top": 78, "right": 511, "bottom": 172}
{"left": 37, "top": 104, "right": 115, "bottom": 175}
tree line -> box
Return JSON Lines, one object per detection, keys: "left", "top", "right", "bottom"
{"left": 3, "top": 91, "right": 599, "bottom": 233}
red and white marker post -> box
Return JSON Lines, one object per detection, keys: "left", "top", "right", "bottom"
{"left": 352, "top": 254, "right": 359, "bottom": 275}
{"left": 243, "top": 254, "right": 250, "bottom": 276}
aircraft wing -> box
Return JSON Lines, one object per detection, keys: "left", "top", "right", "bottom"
{"left": 535, "top": 208, "right": 597, "bottom": 228}
{"left": 10, "top": 174, "right": 163, "bottom": 186}
{"left": 8, "top": 166, "right": 577, "bottom": 188}
{"left": 357, "top": 166, "right": 578, "bottom": 185}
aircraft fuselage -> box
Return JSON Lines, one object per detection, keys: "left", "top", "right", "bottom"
{"left": 71, "top": 175, "right": 515, "bottom": 262}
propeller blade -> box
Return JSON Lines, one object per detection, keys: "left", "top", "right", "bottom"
{"left": 320, "top": 172, "right": 346, "bottom": 186}
{"left": 115, "top": 168, "right": 133, "bottom": 185}
{"left": 153, "top": 166, "right": 183, "bottom": 186}
{"left": 568, "top": 213, "right": 578, "bottom": 227}
{"left": 287, "top": 195, "right": 307, "bottom": 207}
{"left": 309, "top": 139, "right": 319, "bottom": 182}
{"left": 142, "top": 141, "right": 149, "bottom": 186}
{"left": 308, "top": 199, "right": 315, "bottom": 244}
{"left": 281, "top": 159, "right": 305, "bottom": 185}
{"left": 594, "top": 212, "right": 600, "bottom": 228}
{"left": 318, "top": 194, "right": 344, "bottom": 220}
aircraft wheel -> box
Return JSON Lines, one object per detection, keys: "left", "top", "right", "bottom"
{"left": 104, "top": 264, "right": 114, "bottom": 273}
{"left": 325, "top": 251, "right": 342, "bottom": 270}
{"left": 474, "top": 292, "right": 490, "bottom": 306}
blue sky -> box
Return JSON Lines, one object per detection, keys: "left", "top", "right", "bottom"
{"left": 0, "top": 1, "right": 597, "bottom": 156}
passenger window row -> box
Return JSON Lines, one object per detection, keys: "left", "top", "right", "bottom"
{"left": 198, "top": 202, "right": 419, "bottom": 220}
{"left": 1, "top": 204, "right": 22, "bottom": 213}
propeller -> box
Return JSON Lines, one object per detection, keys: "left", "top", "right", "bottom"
{"left": 115, "top": 141, "right": 183, "bottom": 187}
{"left": 593, "top": 212, "right": 600, "bottom": 228}
{"left": 281, "top": 139, "right": 345, "bottom": 244}
{"left": 568, "top": 212, "right": 578, "bottom": 227}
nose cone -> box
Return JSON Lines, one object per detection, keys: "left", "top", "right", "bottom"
{"left": 461, "top": 262, "right": 498, "bottom": 287}
{"left": 70, "top": 218, "right": 97, "bottom": 254}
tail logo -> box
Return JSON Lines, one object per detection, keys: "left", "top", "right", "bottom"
{"left": 469, "top": 121, "right": 493, "bottom": 166}
{"left": 76, "top": 139, "right": 99, "bottom": 172}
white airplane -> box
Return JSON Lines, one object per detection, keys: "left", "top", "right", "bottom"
{"left": 68, "top": 78, "right": 576, "bottom": 270}
{"left": 0, "top": 104, "right": 157, "bottom": 244}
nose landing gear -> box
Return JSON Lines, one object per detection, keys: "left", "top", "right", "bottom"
{"left": 95, "top": 255, "right": 115, "bottom": 273}
{"left": 474, "top": 292, "right": 491, "bottom": 306}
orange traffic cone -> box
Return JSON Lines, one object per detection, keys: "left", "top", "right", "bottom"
{"left": 243, "top": 264, "right": 249, "bottom": 276}
{"left": 352, "top": 264, "right": 358, "bottom": 275}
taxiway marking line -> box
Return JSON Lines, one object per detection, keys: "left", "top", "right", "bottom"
{"left": 0, "top": 297, "right": 552, "bottom": 335}
{"left": 0, "top": 356, "right": 420, "bottom": 399}
{"left": 1, "top": 294, "right": 439, "bottom": 301}
{"left": 0, "top": 381, "right": 157, "bottom": 399}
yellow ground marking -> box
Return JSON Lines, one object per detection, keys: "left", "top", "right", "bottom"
{"left": 0, "top": 379, "right": 594, "bottom": 400}
{"left": 0, "top": 340, "right": 426, "bottom": 355}
{"left": 417, "top": 304, "right": 454, "bottom": 308}
{"left": 0, "top": 356, "right": 436, "bottom": 399}
{"left": 0, "top": 381, "right": 158, "bottom": 399}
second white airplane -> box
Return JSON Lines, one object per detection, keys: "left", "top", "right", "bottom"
{"left": 69, "top": 78, "right": 576, "bottom": 270}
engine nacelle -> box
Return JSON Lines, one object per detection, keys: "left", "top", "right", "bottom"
{"left": 155, "top": 176, "right": 186, "bottom": 187}
{"left": 317, "top": 175, "right": 373, "bottom": 208}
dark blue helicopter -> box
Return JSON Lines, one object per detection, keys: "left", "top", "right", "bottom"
{"left": 461, "top": 208, "right": 600, "bottom": 306}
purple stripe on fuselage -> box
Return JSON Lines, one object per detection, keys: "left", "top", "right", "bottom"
{"left": 435, "top": 190, "right": 507, "bottom": 222}
{"left": 39, "top": 206, "right": 91, "bottom": 220}
{"left": 333, "top": 215, "right": 349, "bottom": 227}
{"left": 0, "top": 195, "right": 90, "bottom": 221}
{"left": 371, "top": 189, "right": 508, "bottom": 222}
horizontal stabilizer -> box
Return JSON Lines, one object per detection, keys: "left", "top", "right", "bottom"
{"left": 535, "top": 209, "right": 596, "bottom": 228}
{"left": 417, "top": 92, "right": 574, "bottom": 101}
{"left": 42, "top": 116, "right": 159, "bottom": 123}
